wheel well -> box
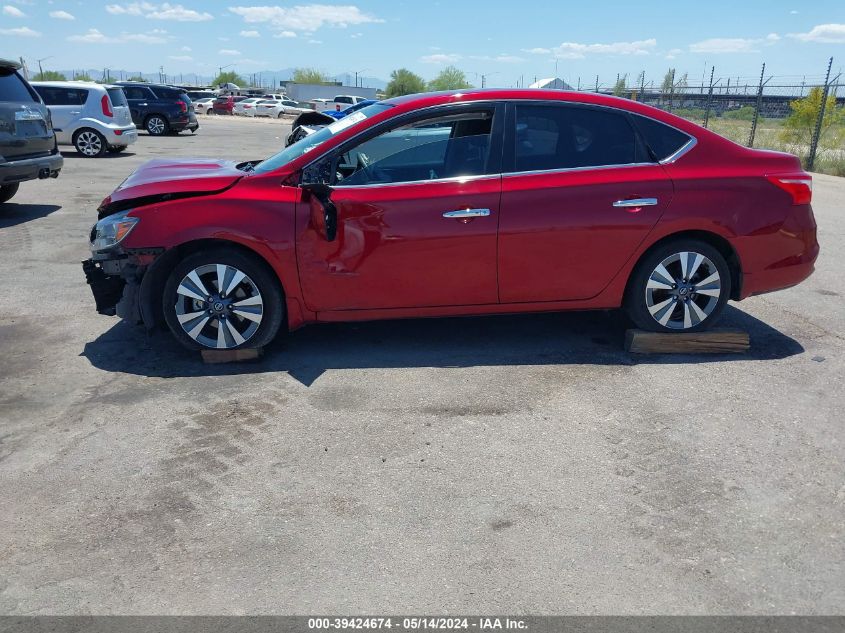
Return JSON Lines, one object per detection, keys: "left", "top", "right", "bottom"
{"left": 140, "top": 238, "right": 284, "bottom": 329}
{"left": 628, "top": 230, "right": 742, "bottom": 301}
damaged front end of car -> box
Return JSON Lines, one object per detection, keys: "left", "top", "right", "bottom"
{"left": 82, "top": 209, "right": 163, "bottom": 323}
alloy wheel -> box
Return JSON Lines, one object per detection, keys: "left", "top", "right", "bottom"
{"left": 173, "top": 263, "right": 264, "bottom": 349}
{"left": 76, "top": 131, "right": 103, "bottom": 156}
{"left": 147, "top": 116, "right": 166, "bottom": 135}
{"left": 645, "top": 251, "right": 722, "bottom": 330}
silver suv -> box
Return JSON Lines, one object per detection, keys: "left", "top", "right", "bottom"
{"left": 31, "top": 81, "right": 137, "bottom": 157}
{"left": 0, "top": 58, "right": 62, "bottom": 206}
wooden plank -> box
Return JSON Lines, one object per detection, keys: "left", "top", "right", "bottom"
{"left": 625, "top": 328, "right": 749, "bottom": 354}
{"left": 201, "top": 348, "right": 264, "bottom": 364}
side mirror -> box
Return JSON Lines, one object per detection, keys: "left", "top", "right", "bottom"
{"left": 302, "top": 183, "right": 337, "bottom": 242}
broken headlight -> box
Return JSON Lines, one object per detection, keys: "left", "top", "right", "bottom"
{"left": 90, "top": 210, "right": 139, "bottom": 252}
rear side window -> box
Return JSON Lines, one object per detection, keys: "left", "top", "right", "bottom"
{"left": 106, "top": 88, "right": 128, "bottom": 107}
{"left": 34, "top": 87, "right": 89, "bottom": 106}
{"left": 0, "top": 68, "right": 37, "bottom": 102}
{"left": 122, "top": 86, "right": 153, "bottom": 100}
{"left": 630, "top": 115, "right": 692, "bottom": 161}
{"left": 511, "top": 104, "right": 647, "bottom": 173}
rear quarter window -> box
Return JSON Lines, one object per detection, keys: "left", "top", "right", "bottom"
{"left": 631, "top": 115, "right": 693, "bottom": 161}
{"left": 0, "top": 69, "right": 37, "bottom": 102}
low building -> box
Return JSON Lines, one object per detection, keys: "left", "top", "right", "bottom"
{"left": 529, "top": 77, "right": 573, "bottom": 90}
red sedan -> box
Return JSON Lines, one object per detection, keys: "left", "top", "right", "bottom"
{"left": 83, "top": 89, "right": 818, "bottom": 351}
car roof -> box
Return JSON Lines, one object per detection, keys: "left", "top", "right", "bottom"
{"left": 30, "top": 81, "right": 114, "bottom": 90}
{"left": 382, "top": 88, "right": 712, "bottom": 137}
{"left": 0, "top": 58, "right": 22, "bottom": 70}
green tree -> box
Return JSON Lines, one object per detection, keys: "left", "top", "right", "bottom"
{"left": 612, "top": 74, "right": 627, "bottom": 97}
{"left": 427, "top": 66, "right": 472, "bottom": 91}
{"left": 74, "top": 72, "right": 94, "bottom": 82}
{"left": 126, "top": 75, "right": 147, "bottom": 82}
{"left": 385, "top": 68, "right": 426, "bottom": 97}
{"left": 292, "top": 67, "right": 329, "bottom": 84}
{"left": 212, "top": 70, "right": 246, "bottom": 87}
{"left": 33, "top": 70, "right": 67, "bottom": 81}
{"left": 781, "top": 86, "right": 844, "bottom": 146}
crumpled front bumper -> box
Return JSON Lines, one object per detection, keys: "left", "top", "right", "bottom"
{"left": 82, "top": 258, "right": 126, "bottom": 316}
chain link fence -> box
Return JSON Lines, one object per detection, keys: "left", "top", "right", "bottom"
{"left": 574, "top": 58, "right": 844, "bottom": 176}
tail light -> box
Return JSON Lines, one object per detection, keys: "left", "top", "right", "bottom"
{"left": 767, "top": 174, "right": 812, "bottom": 205}
{"left": 244, "top": 104, "right": 251, "bottom": 109}
{"left": 176, "top": 99, "right": 187, "bottom": 113}
{"left": 100, "top": 95, "right": 113, "bottom": 118}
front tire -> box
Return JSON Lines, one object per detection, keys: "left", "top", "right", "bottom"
{"left": 624, "top": 239, "right": 731, "bottom": 333}
{"left": 73, "top": 129, "right": 107, "bottom": 157}
{"left": 0, "top": 183, "right": 20, "bottom": 204}
{"left": 145, "top": 115, "right": 169, "bottom": 136}
{"left": 163, "top": 248, "right": 284, "bottom": 351}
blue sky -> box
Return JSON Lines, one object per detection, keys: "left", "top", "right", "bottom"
{"left": 2, "top": 0, "right": 844, "bottom": 87}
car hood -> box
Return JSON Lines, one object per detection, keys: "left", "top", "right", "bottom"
{"left": 98, "top": 158, "right": 245, "bottom": 217}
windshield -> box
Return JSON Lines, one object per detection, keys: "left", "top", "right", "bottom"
{"left": 253, "top": 102, "right": 393, "bottom": 174}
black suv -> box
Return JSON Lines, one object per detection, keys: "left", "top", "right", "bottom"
{"left": 115, "top": 82, "right": 199, "bottom": 136}
{"left": 0, "top": 59, "right": 62, "bottom": 205}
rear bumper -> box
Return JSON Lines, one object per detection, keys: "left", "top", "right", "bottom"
{"left": 172, "top": 118, "right": 199, "bottom": 132}
{"left": 0, "top": 151, "right": 63, "bottom": 185}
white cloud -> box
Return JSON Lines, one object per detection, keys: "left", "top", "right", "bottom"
{"left": 2, "top": 5, "right": 25, "bottom": 17}
{"left": 219, "top": 48, "right": 242, "bottom": 55}
{"left": 350, "top": 32, "right": 362, "bottom": 38}
{"left": 228, "top": 4, "right": 383, "bottom": 34}
{"left": 0, "top": 25, "right": 40, "bottom": 36}
{"left": 665, "top": 47, "right": 683, "bottom": 60}
{"left": 307, "top": 39, "right": 322, "bottom": 44}
{"left": 48, "top": 9, "right": 75, "bottom": 19}
{"left": 421, "top": 53, "right": 461, "bottom": 64}
{"left": 68, "top": 28, "right": 168, "bottom": 44}
{"left": 469, "top": 53, "right": 525, "bottom": 63}
{"left": 550, "top": 38, "right": 657, "bottom": 59}
{"left": 273, "top": 30, "right": 297, "bottom": 38}
{"left": 105, "top": 2, "right": 213, "bottom": 22}
{"left": 240, "top": 29, "right": 260, "bottom": 37}
{"left": 689, "top": 34, "right": 780, "bottom": 54}
{"left": 169, "top": 54, "right": 193, "bottom": 61}
{"left": 788, "top": 23, "right": 845, "bottom": 43}
{"left": 181, "top": 45, "right": 191, "bottom": 51}
{"left": 523, "top": 47, "right": 551, "bottom": 55}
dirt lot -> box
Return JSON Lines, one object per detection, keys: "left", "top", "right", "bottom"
{"left": 0, "top": 115, "right": 842, "bottom": 614}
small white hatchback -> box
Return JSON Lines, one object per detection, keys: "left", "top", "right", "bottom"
{"left": 31, "top": 81, "right": 137, "bottom": 157}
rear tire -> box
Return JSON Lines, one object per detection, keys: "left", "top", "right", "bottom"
{"left": 0, "top": 183, "right": 20, "bottom": 204}
{"left": 145, "top": 114, "right": 169, "bottom": 136}
{"left": 624, "top": 239, "right": 731, "bottom": 333}
{"left": 162, "top": 248, "right": 284, "bottom": 351}
{"left": 73, "top": 129, "right": 107, "bottom": 157}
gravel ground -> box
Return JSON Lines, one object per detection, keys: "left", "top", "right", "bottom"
{"left": 0, "top": 115, "right": 842, "bottom": 615}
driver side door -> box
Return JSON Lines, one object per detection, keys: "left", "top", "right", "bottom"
{"left": 295, "top": 104, "right": 504, "bottom": 312}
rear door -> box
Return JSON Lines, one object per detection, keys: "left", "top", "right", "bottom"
{"left": 34, "top": 86, "right": 88, "bottom": 144}
{"left": 498, "top": 102, "right": 674, "bottom": 302}
{"left": 0, "top": 68, "right": 54, "bottom": 160}
{"left": 122, "top": 86, "right": 154, "bottom": 124}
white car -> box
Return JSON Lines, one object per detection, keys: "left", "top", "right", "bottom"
{"left": 252, "top": 99, "right": 310, "bottom": 118}
{"left": 260, "top": 94, "right": 288, "bottom": 101}
{"left": 232, "top": 97, "right": 264, "bottom": 116}
{"left": 310, "top": 98, "right": 334, "bottom": 112}
{"left": 31, "top": 81, "right": 137, "bottom": 157}
{"left": 193, "top": 97, "right": 215, "bottom": 115}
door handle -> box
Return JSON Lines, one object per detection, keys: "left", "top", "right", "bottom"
{"left": 442, "top": 208, "right": 491, "bottom": 218}
{"left": 613, "top": 197, "right": 658, "bottom": 208}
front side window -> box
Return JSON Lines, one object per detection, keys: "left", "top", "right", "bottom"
{"left": 333, "top": 109, "right": 495, "bottom": 187}
{"left": 511, "top": 104, "right": 648, "bottom": 173}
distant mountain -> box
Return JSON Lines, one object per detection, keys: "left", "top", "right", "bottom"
{"left": 52, "top": 67, "right": 387, "bottom": 90}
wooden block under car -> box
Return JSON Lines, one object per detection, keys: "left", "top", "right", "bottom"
{"left": 625, "top": 328, "right": 750, "bottom": 354}
{"left": 201, "top": 348, "right": 264, "bottom": 364}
